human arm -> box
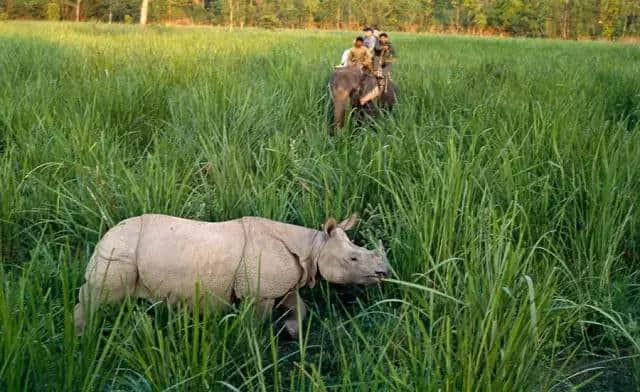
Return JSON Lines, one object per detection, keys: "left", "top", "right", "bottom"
{"left": 383, "top": 45, "right": 396, "bottom": 65}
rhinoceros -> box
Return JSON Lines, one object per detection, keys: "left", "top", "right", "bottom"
{"left": 74, "top": 214, "right": 390, "bottom": 337}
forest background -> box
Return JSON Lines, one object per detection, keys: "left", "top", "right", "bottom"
{"left": 2, "top": 0, "right": 640, "bottom": 40}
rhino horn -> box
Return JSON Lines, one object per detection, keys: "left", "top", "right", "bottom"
{"left": 377, "top": 240, "right": 385, "bottom": 254}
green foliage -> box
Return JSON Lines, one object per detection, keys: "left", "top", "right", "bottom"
{"left": 9, "top": 0, "right": 48, "bottom": 18}
{"left": 0, "top": 12, "right": 7, "bottom": 20}
{"left": 259, "top": 14, "right": 280, "bottom": 29}
{"left": 45, "top": 2, "right": 59, "bottom": 20}
{"left": 186, "top": 6, "right": 214, "bottom": 24}
{"left": 602, "top": 0, "right": 625, "bottom": 38}
{"left": 0, "top": 22, "right": 639, "bottom": 390}
{"left": 123, "top": 13, "right": 133, "bottom": 23}
{"left": 85, "top": 0, "right": 139, "bottom": 23}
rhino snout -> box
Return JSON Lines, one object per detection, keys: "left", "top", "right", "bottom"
{"left": 366, "top": 255, "right": 390, "bottom": 282}
{"left": 375, "top": 267, "right": 389, "bottom": 278}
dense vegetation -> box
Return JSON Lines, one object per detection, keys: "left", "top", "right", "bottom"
{"left": 2, "top": 0, "right": 640, "bottom": 39}
{"left": 1, "top": 22, "right": 640, "bottom": 391}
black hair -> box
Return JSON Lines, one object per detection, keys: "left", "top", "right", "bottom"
{"left": 363, "top": 27, "right": 373, "bottom": 32}
{"left": 355, "top": 36, "right": 365, "bottom": 42}
{"left": 380, "top": 33, "right": 388, "bottom": 38}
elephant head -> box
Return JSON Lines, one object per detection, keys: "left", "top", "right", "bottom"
{"left": 329, "top": 66, "right": 376, "bottom": 130}
{"left": 329, "top": 65, "right": 396, "bottom": 133}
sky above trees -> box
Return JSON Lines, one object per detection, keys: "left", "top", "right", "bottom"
{"left": 2, "top": 0, "right": 639, "bottom": 39}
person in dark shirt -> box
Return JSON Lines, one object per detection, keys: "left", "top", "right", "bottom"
{"left": 374, "top": 32, "right": 396, "bottom": 77}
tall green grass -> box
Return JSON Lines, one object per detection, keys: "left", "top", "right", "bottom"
{"left": 0, "top": 22, "right": 639, "bottom": 390}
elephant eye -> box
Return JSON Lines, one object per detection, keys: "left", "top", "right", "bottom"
{"left": 350, "top": 256, "right": 358, "bottom": 262}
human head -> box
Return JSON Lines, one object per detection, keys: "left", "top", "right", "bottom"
{"left": 355, "top": 36, "right": 364, "bottom": 48}
{"left": 379, "top": 33, "right": 388, "bottom": 44}
{"left": 363, "top": 27, "right": 373, "bottom": 37}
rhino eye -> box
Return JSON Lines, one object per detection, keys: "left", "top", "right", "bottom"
{"left": 349, "top": 256, "right": 358, "bottom": 262}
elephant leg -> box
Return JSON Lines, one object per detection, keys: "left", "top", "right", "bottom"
{"left": 279, "top": 291, "right": 307, "bottom": 339}
{"left": 381, "top": 83, "right": 397, "bottom": 110}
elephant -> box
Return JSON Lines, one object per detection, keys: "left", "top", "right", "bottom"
{"left": 329, "top": 65, "right": 397, "bottom": 133}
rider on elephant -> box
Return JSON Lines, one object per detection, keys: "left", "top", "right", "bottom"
{"left": 363, "top": 27, "right": 378, "bottom": 55}
{"left": 374, "top": 33, "right": 396, "bottom": 77}
{"left": 359, "top": 33, "right": 396, "bottom": 107}
{"left": 347, "top": 36, "right": 373, "bottom": 70}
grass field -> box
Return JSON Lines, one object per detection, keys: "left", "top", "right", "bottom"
{"left": 1, "top": 21, "right": 640, "bottom": 391}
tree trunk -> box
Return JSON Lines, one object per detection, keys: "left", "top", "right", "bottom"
{"left": 108, "top": 8, "right": 112, "bottom": 23}
{"left": 75, "top": 0, "right": 81, "bottom": 22}
{"left": 229, "top": 0, "right": 233, "bottom": 30}
{"left": 140, "top": 0, "right": 149, "bottom": 25}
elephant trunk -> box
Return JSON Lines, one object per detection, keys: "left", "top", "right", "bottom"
{"left": 332, "top": 88, "right": 350, "bottom": 133}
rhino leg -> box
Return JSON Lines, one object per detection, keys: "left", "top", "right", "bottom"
{"left": 280, "top": 292, "right": 306, "bottom": 339}
{"left": 74, "top": 256, "right": 139, "bottom": 335}
{"left": 253, "top": 298, "right": 275, "bottom": 320}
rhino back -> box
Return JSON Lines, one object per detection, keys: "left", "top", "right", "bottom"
{"left": 135, "top": 214, "right": 244, "bottom": 303}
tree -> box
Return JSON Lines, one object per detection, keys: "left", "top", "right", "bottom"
{"left": 463, "top": 0, "right": 488, "bottom": 31}
{"left": 139, "top": 0, "right": 148, "bottom": 24}
{"left": 74, "top": 0, "right": 81, "bottom": 20}
{"left": 46, "top": 1, "right": 60, "bottom": 19}
{"left": 601, "top": 0, "right": 624, "bottom": 38}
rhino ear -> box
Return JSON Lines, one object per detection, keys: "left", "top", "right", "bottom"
{"left": 323, "top": 218, "right": 337, "bottom": 236}
{"left": 338, "top": 213, "right": 359, "bottom": 231}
